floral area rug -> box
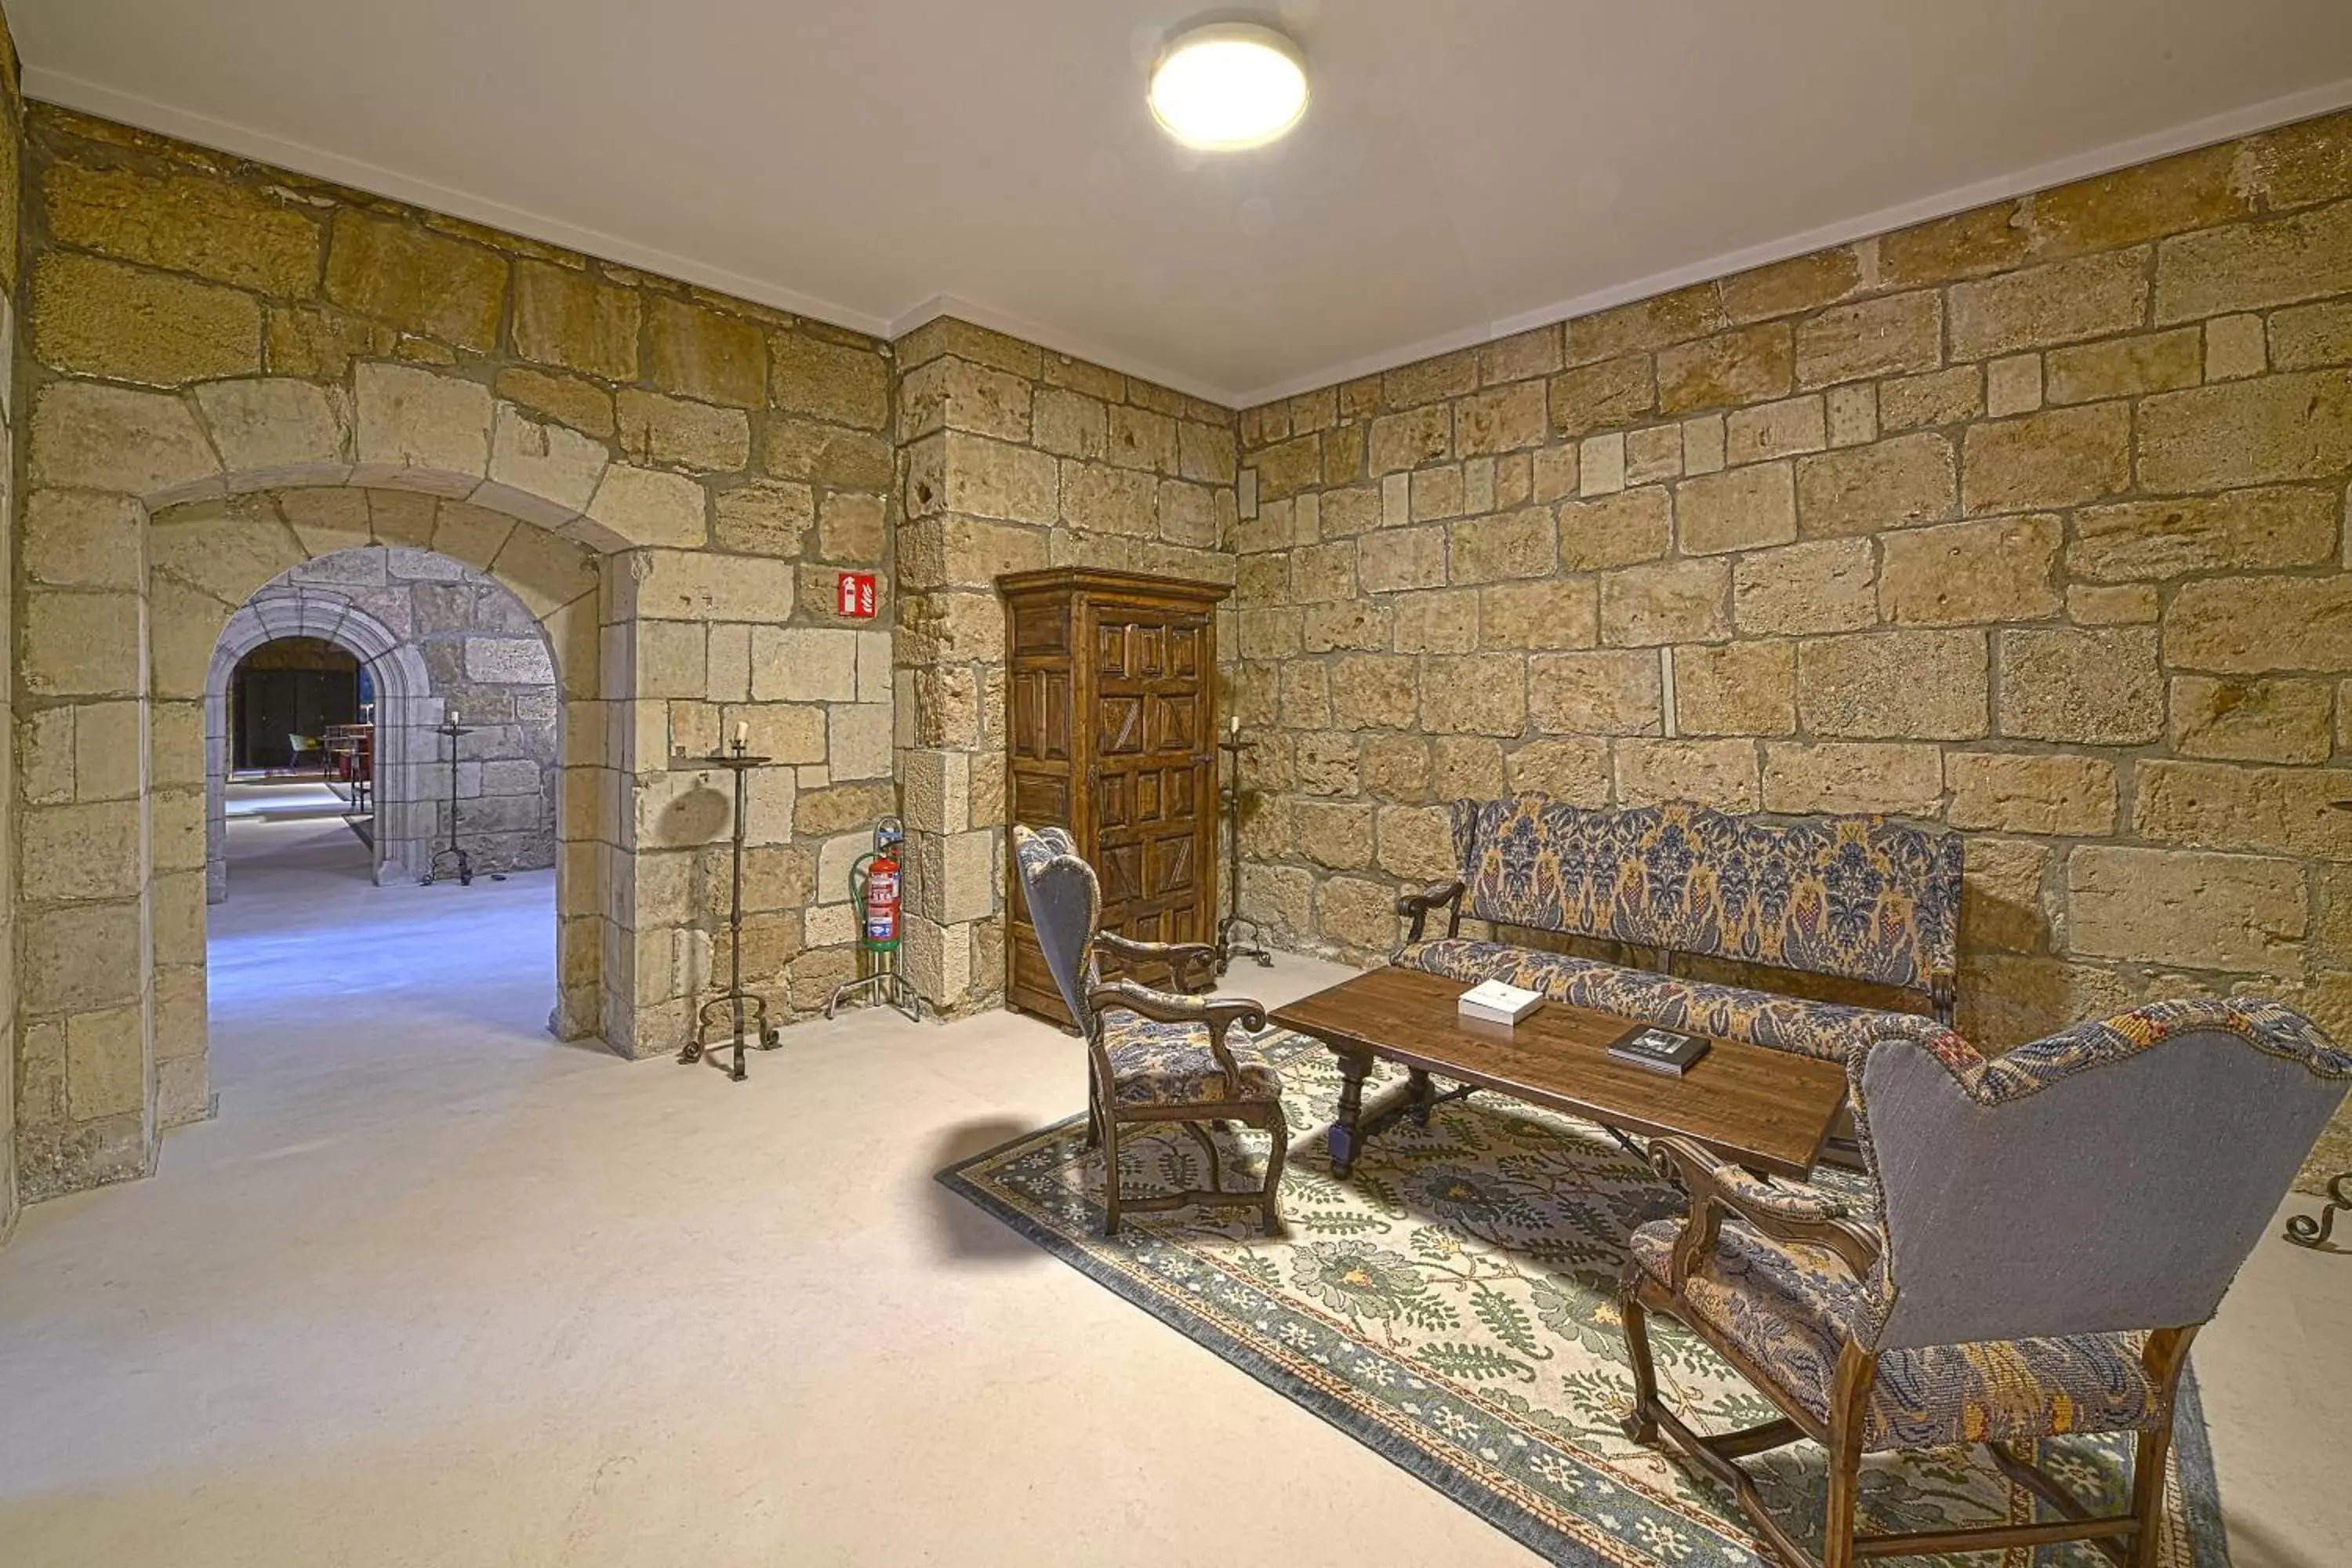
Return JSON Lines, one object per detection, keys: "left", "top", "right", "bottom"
{"left": 939, "top": 1030, "right": 2229, "bottom": 1567}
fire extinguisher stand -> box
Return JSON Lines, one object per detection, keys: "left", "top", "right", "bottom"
{"left": 826, "top": 815, "right": 924, "bottom": 1022}
{"left": 677, "top": 739, "right": 782, "bottom": 1081}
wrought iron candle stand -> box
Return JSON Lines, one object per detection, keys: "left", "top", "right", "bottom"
{"left": 678, "top": 740, "right": 782, "bottom": 1082}
{"left": 1214, "top": 722, "right": 1272, "bottom": 978}
{"left": 2285, "top": 1173, "right": 2350, "bottom": 1250}
{"left": 422, "top": 717, "right": 474, "bottom": 887}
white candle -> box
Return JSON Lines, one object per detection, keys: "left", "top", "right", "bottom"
{"left": 735, "top": 720, "right": 749, "bottom": 744}
{"left": 449, "top": 710, "right": 459, "bottom": 726}
{"left": 1229, "top": 715, "right": 1240, "bottom": 735}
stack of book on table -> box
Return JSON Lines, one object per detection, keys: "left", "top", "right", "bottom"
{"left": 1608, "top": 1025, "right": 1711, "bottom": 1076}
{"left": 1457, "top": 978, "right": 1544, "bottom": 1025}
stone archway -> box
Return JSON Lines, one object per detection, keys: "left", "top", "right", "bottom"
{"left": 17, "top": 360, "right": 877, "bottom": 1201}
{"left": 147, "top": 481, "right": 608, "bottom": 1076}
{"left": 205, "top": 589, "right": 434, "bottom": 898}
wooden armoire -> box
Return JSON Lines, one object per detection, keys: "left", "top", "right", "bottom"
{"left": 999, "top": 568, "right": 1230, "bottom": 1025}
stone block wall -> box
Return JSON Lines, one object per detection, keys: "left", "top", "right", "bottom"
{"left": 1229, "top": 110, "right": 2352, "bottom": 1055}
{"left": 9, "top": 103, "right": 895, "bottom": 1201}
{"left": 891, "top": 319, "right": 1238, "bottom": 1014}
{"left": 0, "top": 10, "right": 22, "bottom": 1243}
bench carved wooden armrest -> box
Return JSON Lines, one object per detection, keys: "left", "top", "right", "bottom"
{"left": 1646, "top": 1135, "right": 1882, "bottom": 1290}
{"left": 1396, "top": 879, "right": 1465, "bottom": 942}
{"left": 1096, "top": 931, "right": 1220, "bottom": 994}
{"left": 1087, "top": 978, "right": 1269, "bottom": 1101}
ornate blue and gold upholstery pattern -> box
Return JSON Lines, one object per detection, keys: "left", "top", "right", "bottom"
{"left": 1449, "top": 797, "right": 1961, "bottom": 993}
{"left": 1013, "top": 822, "right": 1281, "bottom": 1112}
{"left": 1395, "top": 936, "right": 1893, "bottom": 1061}
{"left": 1101, "top": 1013, "right": 1284, "bottom": 1106}
{"left": 1628, "top": 1222, "right": 2162, "bottom": 1450}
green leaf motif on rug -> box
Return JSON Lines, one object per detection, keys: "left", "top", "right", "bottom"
{"left": 943, "top": 1029, "right": 2226, "bottom": 1568}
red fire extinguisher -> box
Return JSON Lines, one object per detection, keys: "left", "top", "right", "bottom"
{"left": 856, "top": 815, "right": 905, "bottom": 953}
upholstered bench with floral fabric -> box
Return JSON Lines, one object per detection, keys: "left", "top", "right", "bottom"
{"left": 1393, "top": 797, "right": 1963, "bottom": 1062}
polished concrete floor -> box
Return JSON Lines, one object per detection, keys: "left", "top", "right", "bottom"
{"left": 0, "top": 814, "right": 2344, "bottom": 1566}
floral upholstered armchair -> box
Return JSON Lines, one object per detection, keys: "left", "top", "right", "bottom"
{"left": 1011, "top": 824, "right": 1288, "bottom": 1237}
{"left": 1621, "top": 997, "right": 2350, "bottom": 1568}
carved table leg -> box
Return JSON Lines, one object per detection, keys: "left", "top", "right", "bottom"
{"left": 1328, "top": 1051, "right": 1372, "bottom": 1178}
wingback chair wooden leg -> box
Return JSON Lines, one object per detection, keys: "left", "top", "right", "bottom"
{"left": 2129, "top": 1327, "right": 2196, "bottom": 1568}
{"left": 1256, "top": 1104, "right": 1290, "bottom": 1236}
{"left": 1820, "top": 1344, "right": 1877, "bottom": 1568}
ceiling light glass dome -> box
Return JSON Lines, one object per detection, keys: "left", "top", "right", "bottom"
{"left": 1149, "top": 23, "right": 1308, "bottom": 151}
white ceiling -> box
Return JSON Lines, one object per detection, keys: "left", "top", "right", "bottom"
{"left": 15, "top": 2, "right": 2352, "bottom": 406}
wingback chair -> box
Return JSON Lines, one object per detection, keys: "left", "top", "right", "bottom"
{"left": 1011, "top": 824, "right": 1288, "bottom": 1236}
{"left": 1620, "top": 997, "right": 2350, "bottom": 1568}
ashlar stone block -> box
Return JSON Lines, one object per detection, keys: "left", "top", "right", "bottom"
{"left": 354, "top": 363, "right": 493, "bottom": 485}
{"left": 2163, "top": 575, "right": 2352, "bottom": 673}
{"left": 1614, "top": 739, "right": 1759, "bottom": 811}
{"left": 1878, "top": 514, "right": 2061, "bottom": 625}
{"left": 2068, "top": 846, "right": 2306, "bottom": 971}
{"left": 1945, "top": 750, "right": 2118, "bottom": 836}
{"left": 1997, "top": 626, "right": 2164, "bottom": 745}
{"left": 2071, "top": 486, "right": 2336, "bottom": 582}
{"left": 1599, "top": 557, "right": 1729, "bottom": 647}
{"left": 1558, "top": 486, "right": 1671, "bottom": 571}
{"left": 1674, "top": 641, "right": 1794, "bottom": 736}
{"left": 2136, "top": 370, "right": 2352, "bottom": 492}
{"left": 32, "top": 379, "right": 220, "bottom": 501}
{"left": 1795, "top": 433, "right": 1955, "bottom": 536}
{"left": 1675, "top": 462, "right": 1795, "bottom": 555}
{"left": 1960, "top": 401, "right": 2130, "bottom": 514}
{"left": 1730, "top": 539, "right": 1875, "bottom": 636}
{"left": 752, "top": 627, "right": 860, "bottom": 703}
{"left": 2169, "top": 676, "right": 2335, "bottom": 764}
{"left": 1797, "top": 630, "right": 1988, "bottom": 740}
{"left": 1527, "top": 650, "right": 1663, "bottom": 735}
{"left": 1760, "top": 742, "right": 1943, "bottom": 816}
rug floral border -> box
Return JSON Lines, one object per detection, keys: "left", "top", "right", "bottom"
{"left": 939, "top": 1113, "right": 2234, "bottom": 1568}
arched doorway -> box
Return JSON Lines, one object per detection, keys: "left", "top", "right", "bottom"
{"left": 202, "top": 545, "right": 561, "bottom": 900}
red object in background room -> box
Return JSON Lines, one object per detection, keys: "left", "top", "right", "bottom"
{"left": 836, "top": 571, "right": 878, "bottom": 619}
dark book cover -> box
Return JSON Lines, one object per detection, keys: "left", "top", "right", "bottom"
{"left": 1608, "top": 1025, "right": 1710, "bottom": 1075}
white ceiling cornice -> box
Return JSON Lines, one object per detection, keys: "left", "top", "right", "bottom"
{"left": 21, "top": 64, "right": 903, "bottom": 339}
{"left": 1227, "top": 71, "right": 2352, "bottom": 409}
{"left": 23, "top": 57, "right": 2352, "bottom": 414}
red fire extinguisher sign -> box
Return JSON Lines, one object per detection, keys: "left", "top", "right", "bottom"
{"left": 837, "top": 572, "right": 878, "bottom": 619}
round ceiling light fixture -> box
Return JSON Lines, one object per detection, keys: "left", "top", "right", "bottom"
{"left": 1149, "top": 22, "right": 1308, "bottom": 151}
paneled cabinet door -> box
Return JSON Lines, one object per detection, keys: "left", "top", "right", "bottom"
{"left": 1091, "top": 613, "right": 1208, "bottom": 963}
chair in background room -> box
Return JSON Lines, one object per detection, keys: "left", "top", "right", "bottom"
{"left": 1011, "top": 824, "right": 1287, "bottom": 1236}
{"left": 1620, "top": 998, "right": 2350, "bottom": 1568}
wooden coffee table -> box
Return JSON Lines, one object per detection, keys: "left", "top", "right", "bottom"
{"left": 1269, "top": 967, "right": 1849, "bottom": 1181}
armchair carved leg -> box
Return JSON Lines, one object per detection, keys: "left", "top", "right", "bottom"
{"left": 1254, "top": 1102, "right": 1290, "bottom": 1237}
{"left": 1617, "top": 1269, "right": 1661, "bottom": 1445}
{"left": 1101, "top": 1118, "right": 1123, "bottom": 1238}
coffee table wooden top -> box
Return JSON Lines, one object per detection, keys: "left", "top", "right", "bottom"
{"left": 1270, "top": 967, "right": 1849, "bottom": 1178}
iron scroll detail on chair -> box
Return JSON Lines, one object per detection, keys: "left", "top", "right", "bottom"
{"left": 1011, "top": 823, "right": 1287, "bottom": 1236}
{"left": 1617, "top": 996, "right": 2350, "bottom": 1568}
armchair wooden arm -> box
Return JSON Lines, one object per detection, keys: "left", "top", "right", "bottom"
{"left": 1095, "top": 931, "right": 1221, "bottom": 993}
{"left": 1087, "top": 978, "right": 1269, "bottom": 1101}
{"left": 1396, "top": 878, "right": 1465, "bottom": 942}
{"left": 1646, "top": 1136, "right": 1882, "bottom": 1288}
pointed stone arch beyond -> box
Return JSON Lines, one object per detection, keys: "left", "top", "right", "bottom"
{"left": 204, "top": 573, "right": 436, "bottom": 898}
